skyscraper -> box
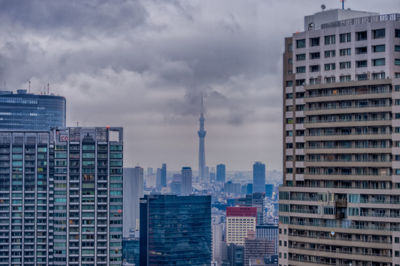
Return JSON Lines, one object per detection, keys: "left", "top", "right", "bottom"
{"left": 123, "top": 166, "right": 144, "bottom": 237}
{"left": 280, "top": 9, "right": 400, "bottom": 265}
{"left": 161, "top": 163, "right": 167, "bottom": 187}
{"left": 0, "top": 127, "right": 123, "bottom": 265}
{"left": 252, "top": 162, "right": 266, "bottom": 193}
{"left": 52, "top": 127, "right": 123, "bottom": 265}
{"left": 0, "top": 89, "right": 66, "bottom": 130}
{"left": 216, "top": 163, "right": 226, "bottom": 183}
{"left": 0, "top": 131, "right": 53, "bottom": 265}
{"left": 198, "top": 95, "right": 207, "bottom": 182}
{"left": 181, "top": 166, "right": 192, "bottom": 196}
{"left": 140, "top": 195, "right": 211, "bottom": 265}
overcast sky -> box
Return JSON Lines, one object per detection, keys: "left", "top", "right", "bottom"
{"left": 0, "top": 0, "right": 398, "bottom": 171}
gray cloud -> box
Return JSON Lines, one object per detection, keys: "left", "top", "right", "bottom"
{"left": 0, "top": 0, "right": 398, "bottom": 170}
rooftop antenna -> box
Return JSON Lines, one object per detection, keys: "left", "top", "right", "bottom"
{"left": 47, "top": 83, "right": 50, "bottom": 95}
{"left": 341, "top": 0, "right": 345, "bottom": 10}
{"left": 28, "top": 80, "right": 31, "bottom": 93}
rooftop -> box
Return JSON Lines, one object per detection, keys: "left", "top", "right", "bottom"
{"left": 304, "top": 8, "right": 378, "bottom": 30}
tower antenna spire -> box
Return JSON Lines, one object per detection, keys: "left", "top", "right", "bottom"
{"left": 198, "top": 93, "right": 207, "bottom": 183}
{"left": 341, "top": 0, "right": 345, "bottom": 10}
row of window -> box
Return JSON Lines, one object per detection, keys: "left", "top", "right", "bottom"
{"left": 296, "top": 58, "right": 398, "bottom": 74}
{"left": 296, "top": 29, "right": 400, "bottom": 49}
{"left": 295, "top": 44, "right": 398, "bottom": 62}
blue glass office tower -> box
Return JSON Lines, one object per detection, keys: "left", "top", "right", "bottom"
{"left": 140, "top": 195, "right": 211, "bottom": 265}
{"left": 216, "top": 163, "right": 226, "bottom": 183}
{"left": 252, "top": 162, "right": 266, "bottom": 193}
{"left": 0, "top": 90, "right": 66, "bottom": 130}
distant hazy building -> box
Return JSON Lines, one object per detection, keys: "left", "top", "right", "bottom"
{"left": 181, "top": 166, "right": 192, "bottom": 195}
{"left": 237, "top": 193, "right": 266, "bottom": 225}
{"left": 246, "top": 183, "right": 253, "bottom": 194}
{"left": 0, "top": 89, "right": 66, "bottom": 130}
{"left": 123, "top": 167, "right": 144, "bottom": 237}
{"left": 161, "top": 163, "right": 167, "bottom": 187}
{"left": 216, "top": 163, "right": 226, "bottom": 183}
{"left": 265, "top": 184, "right": 274, "bottom": 199}
{"left": 156, "top": 167, "right": 162, "bottom": 190}
{"left": 252, "top": 162, "right": 266, "bottom": 193}
{"left": 170, "top": 174, "right": 182, "bottom": 195}
{"left": 224, "top": 181, "right": 241, "bottom": 195}
{"left": 140, "top": 195, "right": 211, "bottom": 265}
{"left": 226, "top": 207, "right": 257, "bottom": 246}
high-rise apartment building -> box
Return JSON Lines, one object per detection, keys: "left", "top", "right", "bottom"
{"left": 52, "top": 127, "right": 123, "bottom": 265}
{"left": 237, "top": 193, "right": 266, "bottom": 225}
{"left": 217, "top": 163, "right": 226, "bottom": 183}
{"left": 279, "top": 9, "right": 400, "bottom": 265}
{"left": 226, "top": 207, "right": 257, "bottom": 246}
{"left": 139, "top": 195, "right": 211, "bottom": 265}
{"left": 0, "top": 131, "right": 53, "bottom": 265}
{"left": 0, "top": 89, "right": 66, "bottom": 130}
{"left": 253, "top": 162, "right": 266, "bottom": 193}
{"left": 123, "top": 167, "right": 144, "bottom": 237}
{"left": 181, "top": 166, "right": 192, "bottom": 196}
{"left": 0, "top": 127, "right": 123, "bottom": 266}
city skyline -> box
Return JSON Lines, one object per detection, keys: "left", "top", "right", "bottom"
{"left": 0, "top": 0, "right": 398, "bottom": 171}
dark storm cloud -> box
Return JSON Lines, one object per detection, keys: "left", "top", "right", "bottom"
{"left": 0, "top": 0, "right": 398, "bottom": 170}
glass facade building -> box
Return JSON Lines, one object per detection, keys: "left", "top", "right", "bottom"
{"left": 140, "top": 195, "right": 211, "bottom": 266}
{"left": 0, "top": 90, "right": 66, "bottom": 130}
{"left": 252, "top": 162, "right": 265, "bottom": 194}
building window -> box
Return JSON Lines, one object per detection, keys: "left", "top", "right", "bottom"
{"left": 339, "top": 61, "right": 351, "bottom": 69}
{"left": 288, "top": 58, "right": 293, "bottom": 64}
{"left": 324, "top": 63, "right": 336, "bottom": 71}
{"left": 356, "top": 60, "right": 368, "bottom": 68}
{"left": 372, "top": 72, "right": 385, "bottom": 80}
{"left": 325, "top": 76, "right": 336, "bottom": 83}
{"left": 324, "top": 50, "right": 335, "bottom": 58}
{"left": 372, "top": 28, "right": 385, "bottom": 39}
{"left": 339, "top": 75, "right": 351, "bottom": 82}
{"left": 340, "top": 32, "right": 351, "bottom": 43}
{"left": 296, "top": 39, "right": 306, "bottom": 48}
{"left": 395, "top": 29, "right": 400, "bottom": 38}
{"left": 310, "top": 52, "right": 320, "bottom": 59}
{"left": 396, "top": 45, "right": 400, "bottom": 52}
{"left": 296, "top": 54, "right": 306, "bottom": 61}
{"left": 296, "top": 66, "right": 306, "bottom": 73}
{"left": 357, "top": 74, "right": 368, "bottom": 81}
{"left": 310, "top": 65, "right": 320, "bottom": 72}
{"left": 339, "top": 48, "right": 351, "bottom": 56}
{"left": 372, "top": 58, "right": 385, "bottom": 66}
{"left": 296, "top": 79, "right": 305, "bottom": 86}
{"left": 373, "top": 45, "right": 385, "bottom": 53}
{"left": 395, "top": 85, "right": 400, "bottom": 91}
{"left": 395, "top": 59, "right": 400, "bottom": 66}
{"left": 310, "top": 37, "right": 320, "bottom": 47}
{"left": 324, "top": 35, "right": 336, "bottom": 45}
{"left": 286, "top": 80, "right": 293, "bottom": 87}
{"left": 356, "top": 31, "right": 367, "bottom": 41}
{"left": 356, "top": 47, "right": 368, "bottom": 54}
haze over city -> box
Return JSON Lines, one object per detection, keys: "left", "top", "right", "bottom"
{"left": 0, "top": 0, "right": 398, "bottom": 171}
